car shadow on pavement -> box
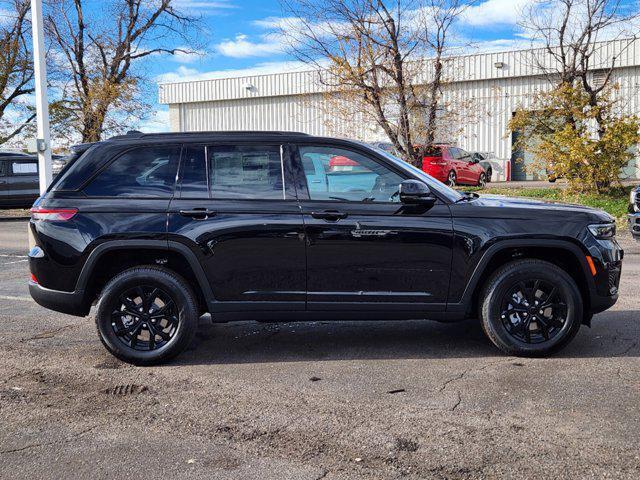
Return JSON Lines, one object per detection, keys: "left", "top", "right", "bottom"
{"left": 172, "top": 309, "right": 639, "bottom": 365}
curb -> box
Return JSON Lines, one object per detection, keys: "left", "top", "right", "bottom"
{"left": 0, "top": 217, "right": 30, "bottom": 222}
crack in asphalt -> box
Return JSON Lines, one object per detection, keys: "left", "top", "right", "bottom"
{"left": 0, "top": 425, "right": 98, "bottom": 455}
{"left": 19, "top": 324, "right": 79, "bottom": 343}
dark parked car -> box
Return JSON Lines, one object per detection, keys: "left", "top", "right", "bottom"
{"left": 473, "top": 152, "right": 495, "bottom": 182}
{"left": 28, "top": 131, "right": 623, "bottom": 365}
{"left": 629, "top": 185, "right": 640, "bottom": 240}
{"left": 0, "top": 155, "right": 39, "bottom": 207}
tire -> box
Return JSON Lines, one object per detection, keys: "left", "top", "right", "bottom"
{"left": 95, "top": 266, "right": 198, "bottom": 365}
{"left": 548, "top": 177, "right": 557, "bottom": 183}
{"left": 486, "top": 169, "right": 492, "bottom": 182}
{"left": 478, "top": 172, "right": 487, "bottom": 188}
{"left": 479, "top": 259, "right": 582, "bottom": 357}
{"left": 447, "top": 170, "right": 457, "bottom": 187}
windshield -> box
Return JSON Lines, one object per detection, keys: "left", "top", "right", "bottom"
{"left": 366, "top": 144, "right": 464, "bottom": 202}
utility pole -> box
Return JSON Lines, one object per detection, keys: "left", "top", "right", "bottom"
{"left": 30, "top": 0, "right": 52, "bottom": 194}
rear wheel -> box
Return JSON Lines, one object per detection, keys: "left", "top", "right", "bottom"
{"left": 95, "top": 266, "right": 198, "bottom": 365}
{"left": 479, "top": 259, "right": 582, "bottom": 356}
{"left": 447, "top": 170, "right": 457, "bottom": 187}
{"left": 478, "top": 172, "right": 487, "bottom": 188}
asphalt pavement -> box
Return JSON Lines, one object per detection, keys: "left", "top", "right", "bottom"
{"left": 0, "top": 220, "right": 639, "bottom": 479}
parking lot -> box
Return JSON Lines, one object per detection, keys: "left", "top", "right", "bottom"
{"left": 0, "top": 219, "right": 638, "bottom": 479}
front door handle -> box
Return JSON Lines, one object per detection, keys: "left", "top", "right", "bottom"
{"left": 311, "top": 210, "right": 348, "bottom": 221}
{"left": 179, "top": 208, "right": 216, "bottom": 220}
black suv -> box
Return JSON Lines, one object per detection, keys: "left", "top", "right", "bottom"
{"left": 28, "top": 131, "right": 623, "bottom": 365}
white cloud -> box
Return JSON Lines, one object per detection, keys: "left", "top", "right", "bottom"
{"left": 171, "top": 0, "right": 237, "bottom": 15}
{"left": 215, "top": 33, "right": 286, "bottom": 58}
{"left": 459, "top": 0, "right": 532, "bottom": 27}
{"left": 156, "top": 61, "right": 312, "bottom": 84}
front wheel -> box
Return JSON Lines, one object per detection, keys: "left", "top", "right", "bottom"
{"left": 479, "top": 259, "right": 582, "bottom": 357}
{"left": 95, "top": 266, "right": 198, "bottom": 365}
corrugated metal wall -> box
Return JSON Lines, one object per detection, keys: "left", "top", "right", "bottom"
{"left": 159, "top": 40, "right": 640, "bottom": 178}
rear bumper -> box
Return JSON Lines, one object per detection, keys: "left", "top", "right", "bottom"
{"left": 29, "top": 281, "right": 89, "bottom": 317}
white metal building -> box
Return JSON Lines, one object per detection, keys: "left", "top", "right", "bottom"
{"left": 159, "top": 39, "right": 640, "bottom": 181}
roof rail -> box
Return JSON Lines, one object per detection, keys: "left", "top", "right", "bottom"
{"left": 108, "top": 130, "right": 311, "bottom": 141}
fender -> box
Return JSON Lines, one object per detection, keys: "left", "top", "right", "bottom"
{"left": 75, "top": 239, "right": 215, "bottom": 306}
{"left": 447, "top": 238, "right": 595, "bottom": 314}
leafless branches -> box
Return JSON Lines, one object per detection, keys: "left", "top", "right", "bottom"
{"left": 281, "top": 0, "right": 469, "bottom": 166}
{"left": 46, "top": 0, "right": 201, "bottom": 142}
{"left": 0, "top": 0, "right": 34, "bottom": 146}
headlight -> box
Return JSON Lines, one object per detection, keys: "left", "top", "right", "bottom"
{"left": 588, "top": 223, "right": 616, "bottom": 239}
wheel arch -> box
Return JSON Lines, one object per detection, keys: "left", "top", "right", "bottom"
{"left": 77, "top": 240, "right": 215, "bottom": 313}
{"left": 455, "top": 239, "right": 595, "bottom": 323}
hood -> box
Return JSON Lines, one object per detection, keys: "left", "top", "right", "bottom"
{"left": 453, "top": 193, "right": 614, "bottom": 223}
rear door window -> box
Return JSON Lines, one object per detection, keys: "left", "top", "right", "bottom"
{"left": 83, "top": 145, "right": 180, "bottom": 197}
{"left": 208, "top": 145, "right": 284, "bottom": 199}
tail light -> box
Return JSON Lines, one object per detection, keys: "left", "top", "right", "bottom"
{"left": 30, "top": 206, "right": 78, "bottom": 221}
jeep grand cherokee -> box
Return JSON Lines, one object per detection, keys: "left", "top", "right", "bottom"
{"left": 28, "top": 131, "right": 623, "bottom": 365}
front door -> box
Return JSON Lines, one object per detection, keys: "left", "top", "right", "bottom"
{"left": 293, "top": 144, "right": 454, "bottom": 312}
{"left": 168, "top": 143, "right": 306, "bottom": 312}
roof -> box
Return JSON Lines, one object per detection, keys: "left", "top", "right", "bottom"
{"left": 159, "top": 38, "right": 640, "bottom": 106}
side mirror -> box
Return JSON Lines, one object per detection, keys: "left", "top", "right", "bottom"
{"left": 399, "top": 180, "right": 436, "bottom": 206}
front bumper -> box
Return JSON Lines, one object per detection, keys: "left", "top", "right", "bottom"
{"left": 29, "top": 281, "right": 89, "bottom": 317}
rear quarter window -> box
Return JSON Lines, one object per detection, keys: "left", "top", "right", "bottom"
{"left": 83, "top": 145, "right": 180, "bottom": 197}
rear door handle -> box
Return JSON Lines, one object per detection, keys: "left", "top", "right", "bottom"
{"left": 311, "top": 210, "right": 348, "bottom": 221}
{"left": 179, "top": 208, "right": 216, "bottom": 220}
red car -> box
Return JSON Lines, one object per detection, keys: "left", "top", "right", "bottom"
{"left": 421, "top": 145, "right": 487, "bottom": 187}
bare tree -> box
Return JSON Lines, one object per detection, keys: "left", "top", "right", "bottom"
{"left": 0, "top": 0, "right": 34, "bottom": 146}
{"left": 281, "top": 0, "right": 468, "bottom": 166}
{"left": 45, "top": 0, "right": 200, "bottom": 142}
{"left": 522, "top": 0, "right": 639, "bottom": 110}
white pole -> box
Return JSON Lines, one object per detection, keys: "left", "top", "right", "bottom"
{"left": 30, "top": 0, "right": 52, "bottom": 194}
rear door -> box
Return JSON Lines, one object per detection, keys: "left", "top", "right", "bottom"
{"left": 167, "top": 143, "right": 306, "bottom": 312}
{"left": 6, "top": 157, "right": 39, "bottom": 205}
{"left": 293, "top": 143, "right": 453, "bottom": 312}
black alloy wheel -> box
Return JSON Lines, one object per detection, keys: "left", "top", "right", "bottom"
{"left": 95, "top": 266, "right": 198, "bottom": 365}
{"left": 499, "top": 279, "right": 567, "bottom": 344}
{"left": 479, "top": 259, "right": 582, "bottom": 357}
{"left": 111, "top": 285, "right": 178, "bottom": 351}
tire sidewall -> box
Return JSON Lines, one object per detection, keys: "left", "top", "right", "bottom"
{"left": 481, "top": 262, "right": 582, "bottom": 356}
{"left": 96, "top": 268, "right": 197, "bottom": 365}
